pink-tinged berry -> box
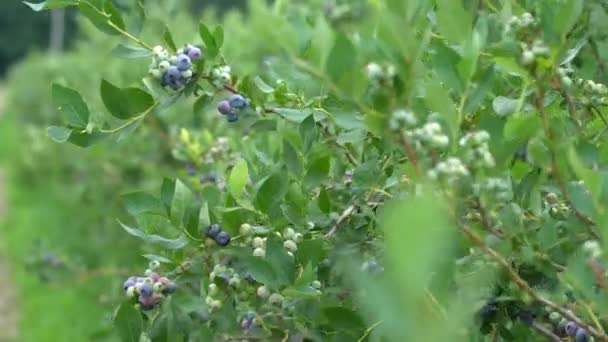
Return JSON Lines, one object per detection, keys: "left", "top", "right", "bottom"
{"left": 188, "top": 47, "right": 202, "bottom": 61}
{"left": 217, "top": 100, "right": 232, "bottom": 115}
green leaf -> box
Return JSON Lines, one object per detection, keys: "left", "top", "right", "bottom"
{"left": 78, "top": 1, "right": 120, "bottom": 35}
{"left": 47, "top": 126, "right": 72, "bottom": 143}
{"left": 114, "top": 302, "right": 143, "bottom": 342}
{"left": 265, "top": 237, "right": 296, "bottom": 286}
{"left": 239, "top": 256, "right": 278, "bottom": 287}
{"left": 503, "top": 112, "right": 541, "bottom": 145}
{"left": 318, "top": 186, "right": 331, "bottom": 213}
{"left": 435, "top": 0, "right": 472, "bottom": 45}
{"left": 162, "top": 25, "right": 178, "bottom": 52}
{"left": 492, "top": 96, "right": 519, "bottom": 117}
{"left": 213, "top": 25, "right": 224, "bottom": 49}
{"left": 299, "top": 114, "right": 318, "bottom": 154}
{"left": 119, "top": 221, "right": 188, "bottom": 250}
{"left": 24, "top": 0, "right": 76, "bottom": 11}
{"left": 103, "top": 1, "right": 125, "bottom": 31}
{"left": 304, "top": 154, "right": 330, "bottom": 189}
{"left": 67, "top": 130, "right": 109, "bottom": 147}
{"left": 52, "top": 83, "right": 90, "bottom": 128}
{"left": 193, "top": 93, "right": 213, "bottom": 115}
{"left": 161, "top": 178, "right": 176, "bottom": 211}
{"left": 255, "top": 173, "right": 288, "bottom": 213}
{"left": 199, "top": 22, "right": 218, "bottom": 58}
{"left": 296, "top": 239, "right": 326, "bottom": 266}
{"left": 253, "top": 76, "right": 274, "bottom": 93}
{"left": 111, "top": 44, "right": 151, "bottom": 59}
{"left": 424, "top": 79, "right": 458, "bottom": 139}
{"left": 170, "top": 179, "right": 192, "bottom": 226}
{"left": 326, "top": 33, "right": 357, "bottom": 92}
{"left": 322, "top": 307, "right": 366, "bottom": 333}
{"left": 228, "top": 159, "right": 249, "bottom": 199}
{"left": 556, "top": 0, "right": 583, "bottom": 37}
{"left": 121, "top": 192, "right": 165, "bottom": 216}
{"left": 283, "top": 140, "right": 301, "bottom": 175}
{"left": 569, "top": 148, "right": 603, "bottom": 204}
{"left": 100, "top": 79, "right": 154, "bottom": 120}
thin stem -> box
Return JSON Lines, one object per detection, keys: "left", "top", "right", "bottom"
{"left": 357, "top": 320, "right": 383, "bottom": 342}
{"left": 531, "top": 322, "right": 561, "bottom": 342}
{"left": 324, "top": 205, "right": 355, "bottom": 238}
{"left": 400, "top": 133, "right": 423, "bottom": 180}
{"left": 99, "top": 103, "right": 159, "bottom": 134}
{"left": 108, "top": 21, "right": 152, "bottom": 51}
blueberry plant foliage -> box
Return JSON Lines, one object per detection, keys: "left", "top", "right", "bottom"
{"left": 26, "top": 0, "right": 608, "bottom": 341}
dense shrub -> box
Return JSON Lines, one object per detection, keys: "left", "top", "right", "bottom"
{"left": 21, "top": 0, "right": 608, "bottom": 341}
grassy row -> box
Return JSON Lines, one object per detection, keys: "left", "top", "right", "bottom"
{"left": 0, "top": 112, "right": 123, "bottom": 342}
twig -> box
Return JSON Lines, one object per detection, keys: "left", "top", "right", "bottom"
{"left": 460, "top": 226, "right": 608, "bottom": 341}
{"left": 399, "top": 133, "right": 423, "bottom": 179}
{"left": 357, "top": 320, "right": 383, "bottom": 342}
{"left": 531, "top": 322, "right": 562, "bottom": 342}
{"left": 324, "top": 205, "right": 356, "bottom": 238}
{"left": 535, "top": 85, "right": 599, "bottom": 238}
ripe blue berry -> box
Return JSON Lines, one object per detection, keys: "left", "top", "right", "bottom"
{"left": 176, "top": 54, "right": 192, "bottom": 71}
{"left": 228, "top": 94, "right": 249, "bottom": 109}
{"left": 217, "top": 100, "right": 232, "bottom": 115}
{"left": 167, "top": 66, "right": 182, "bottom": 80}
{"left": 215, "top": 231, "right": 231, "bottom": 246}
{"left": 188, "top": 47, "right": 202, "bottom": 61}
{"left": 575, "top": 328, "right": 588, "bottom": 342}
{"left": 207, "top": 224, "right": 222, "bottom": 239}
{"left": 566, "top": 321, "right": 578, "bottom": 336}
{"left": 226, "top": 112, "right": 239, "bottom": 122}
{"left": 163, "top": 282, "right": 177, "bottom": 294}
{"left": 139, "top": 283, "right": 154, "bottom": 297}
{"left": 123, "top": 277, "right": 136, "bottom": 290}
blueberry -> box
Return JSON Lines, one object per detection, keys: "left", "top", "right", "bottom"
{"left": 138, "top": 295, "right": 155, "bottom": 310}
{"left": 228, "top": 94, "right": 249, "bottom": 109}
{"left": 215, "top": 231, "right": 231, "bottom": 247}
{"left": 186, "top": 163, "right": 197, "bottom": 176}
{"left": 575, "top": 327, "right": 588, "bottom": 342}
{"left": 139, "top": 283, "right": 154, "bottom": 297}
{"left": 206, "top": 224, "right": 222, "bottom": 239}
{"left": 207, "top": 171, "right": 218, "bottom": 182}
{"left": 176, "top": 54, "right": 192, "bottom": 71}
{"left": 123, "top": 278, "right": 136, "bottom": 290}
{"left": 566, "top": 321, "right": 578, "bottom": 336}
{"left": 226, "top": 112, "right": 239, "bottom": 122}
{"left": 167, "top": 66, "right": 182, "bottom": 80}
{"left": 217, "top": 100, "right": 232, "bottom": 115}
{"left": 188, "top": 47, "right": 202, "bottom": 61}
{"left": 162, "top": 282, "right": 177, "bottom": 294}
{"left": 160, "top": 72, "right": 170, "bottom": 87}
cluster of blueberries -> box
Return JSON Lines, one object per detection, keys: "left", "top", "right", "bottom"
{"left": 205, "top": 224, "right": 231, "bottom": 247}
{"left": 217, "top": 94, "right": 250, "bottom": 122}
{"left": 185, "top": 164, "right": 218, "bottom": 184}
{"left": 149, "top": 44, "right": 202, "bottom": 90}
{"left": 550, "top": 311, "right": 590, "bottom": 342}
{"left": 122, "top": 270, "right": 177, "bottom": 311}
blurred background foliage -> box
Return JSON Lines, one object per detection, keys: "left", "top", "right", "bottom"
{"left": 0, "top": 1, "right": 250, "bottom": 340}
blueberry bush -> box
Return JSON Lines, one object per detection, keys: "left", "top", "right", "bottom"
{"left": 24, "top": 0, "right": 608, "bottom": 341}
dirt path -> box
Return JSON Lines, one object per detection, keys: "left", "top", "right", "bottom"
{"left": 0, "top": 84, "right": 18, "bottom": 341}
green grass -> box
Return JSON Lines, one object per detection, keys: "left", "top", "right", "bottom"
{"left": 0, "top": 113, "right": 123, "bottom": 342}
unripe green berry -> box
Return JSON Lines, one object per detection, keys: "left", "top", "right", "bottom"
{"left": 208, "top": 283, "right": 218, "bottom": 296}
{"left": 311, "top": 280, "right": 321, "bottom": 289}
{"left": 181, "top": 70, "right": 193, "bottom": 79}
{"left": 561, "top": 76, "right": 573, "bottom": 88}
{"left": 126, "top": 286, "right": 136, "bottom": 298}
{"left": 268, "top": 293, "right": 284, "bottom": 306}
{"left": 229, "top": 277, "right": 241, "bottom": 288}
{"left": 257, "top": 286, "right": 269, "bottom": 298}
{"left": 549, "top": 311, "right": 561, "bottom": 323}
{"left": 240, "top": 223, "right": 252, "bottom": 236}
{"left": 252, "top": 237, "right": 264, "bottom": 249}
{"left": 253, "top": 247, "right": 266, "bottom": 257}
{"left": 294, "top": 233, "right": 303, "bottom": 243}
{"left": 205, "top": 296, "right": 214, "bottom": 306}
{"left": 210, "top": 299, "right": 222, "bottom": 310}
{"left": 521, "top": 50, "right": 535, "bottom": 65}
{"left": 283, "top": 227, "right": 295, "bottom": 240}
{"left": 283, "top": 239, "right": 298, "bottom": 252}
{"left": 158, "top": 61, "right": 171, "bottom": 72}
{"left": 153, "top": 282, "right": 164, "bottom": 293}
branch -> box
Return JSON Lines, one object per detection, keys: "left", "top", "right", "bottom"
{"left": 324, "top": 205, "right": 356, "bottom": 238}
{"left": 460, "top": 226, "right": 608, "bottom": 341}
{"left": 531, "top": 322, "right": 562, "bottom": 342}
